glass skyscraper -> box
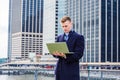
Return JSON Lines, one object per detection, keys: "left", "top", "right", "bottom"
{"left": 101, "top": 0, "right": 120, "bottom": 62}
{"left": 65, "top": 0, "right": 120, "bottom": 63}
{"left": 8, "top": 0, "right": 44, "bottom": 60}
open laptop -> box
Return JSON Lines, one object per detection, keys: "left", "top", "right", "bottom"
{"left": 46, "top": 42, "right": 73, "bottom": 54}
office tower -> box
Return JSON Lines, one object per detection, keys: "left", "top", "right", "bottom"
{"left": 8, "top": 0, "right": 44, "bottom": 60}
{"left": 43, "top": 0, "right": 56, "bottom": 54}
{"left": 101, "top": 0, "right": 120, "bottom": 62}
{"left": 43, "top": 0, "right": 65, "bottom": 54}
{"left": 56, "top": 0, "right": 66, "bottom": 36}
{"left": 65, "top": 0, "right": 120, "bottom": 62}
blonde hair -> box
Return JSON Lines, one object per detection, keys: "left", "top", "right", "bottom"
{"left": 60, "top": 16, "right": 71, "bottom": 23}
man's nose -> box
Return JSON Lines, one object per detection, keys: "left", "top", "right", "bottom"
{"left": 63, "top": 28, "right": 66, "bottom": 30}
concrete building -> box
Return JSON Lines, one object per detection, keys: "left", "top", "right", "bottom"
{"left": 43, "top": 0, "right": 56, "bottom": 54}
{"left": 56, "top": 0, "right": 66, "bottom": 36}
{"left": 8, "top": 0, "right": 44, "bottom": 61}
{"left": 43, "top": 0, "right": 65, "bottom": 54}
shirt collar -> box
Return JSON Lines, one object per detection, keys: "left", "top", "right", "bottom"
{"left": 64, "top": 30, "right": 73, "bottom": 35}
{"left": 64, "top": 33, "right": 69, "bottom": 36}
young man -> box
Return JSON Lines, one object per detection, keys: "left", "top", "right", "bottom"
{"left": 53, "top": 16, "right": 84, "bottom": 80}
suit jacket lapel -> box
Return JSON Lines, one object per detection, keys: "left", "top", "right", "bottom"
{"left": 59, "top": 31, "right": 75, "bottom": 42}
{"left": 59, "top": 34, "right": 65, "bottom": 42}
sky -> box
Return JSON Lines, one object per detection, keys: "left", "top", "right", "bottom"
{"left": 0, "top": 0, "right": 9, "bottom": 58}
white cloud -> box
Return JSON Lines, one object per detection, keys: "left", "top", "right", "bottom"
{"left": 0, "top": 31, "right": 8, "bottom": 58}
{"left": 0, "top": 0, "right": 9, "bottom": 27}
{"left": 0, "top": 0, "right": 9, "bottom": 58}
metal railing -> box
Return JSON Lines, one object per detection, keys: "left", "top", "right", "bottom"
{"left": 0, "top": 62, "right": 120, "bottom": 80}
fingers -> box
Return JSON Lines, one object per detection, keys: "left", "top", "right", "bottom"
{"left": 60, "top": 53, "right": 66, "bottom": 59}
{"left": 53, "top": 51, "right": 66, "bottom": 59}
{"left": 53, "top": 51, "right": 60, "bottom": 56}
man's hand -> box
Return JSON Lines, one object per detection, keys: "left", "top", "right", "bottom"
{"left": 53, "top": 51, "right": 66, "bottom": 59}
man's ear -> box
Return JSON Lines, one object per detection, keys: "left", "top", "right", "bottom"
{"left": 70, "top": 22, "right": 73, "bottom": 26}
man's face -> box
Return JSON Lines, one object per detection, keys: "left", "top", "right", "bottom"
{"left": 61, "top": 20, "right": 72, "bottom": 33}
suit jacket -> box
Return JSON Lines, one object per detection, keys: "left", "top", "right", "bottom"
{"left": 55, "top": 31, "right": 84, "bottom": 80}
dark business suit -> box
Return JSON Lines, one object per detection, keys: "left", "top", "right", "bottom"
{"left": 55, "top": 31, "right": 84, "bottom": 80}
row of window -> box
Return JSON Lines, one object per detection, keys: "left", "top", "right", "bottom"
{"left": 22, "top": 0, "right": 43, "bottom": 33}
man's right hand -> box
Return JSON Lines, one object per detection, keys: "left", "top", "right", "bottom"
{"left": 53, "top": 51, "right": 66, "bottom": 59}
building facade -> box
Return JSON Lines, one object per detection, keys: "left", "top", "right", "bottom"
{"left": 43, "top": 0, "right": 56, "bottom": 54}
{"left": 101, "top": 0, "right": 120, "bottom": 62}
{"left": 56, "top": 0, "right": 66, "bottom": 36}
{"left": 43, "top": 0, "right": 65, "bottom": 54}
{"left": 8, "top": 0, "right": 44, "bottom": 60}
{"left": 65, "top": 0, "right": 120, "bottom": 62}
